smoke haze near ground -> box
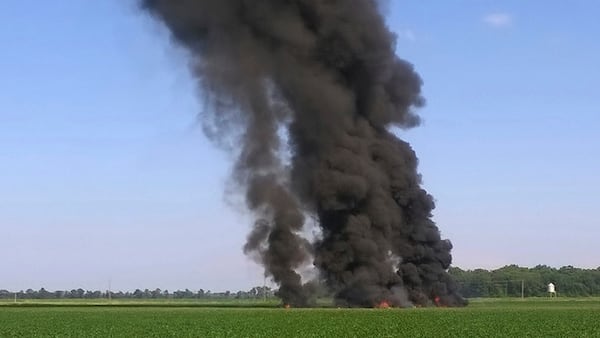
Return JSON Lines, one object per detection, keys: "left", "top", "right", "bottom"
{"left": 141, "top": 0, "right": 466, "bottom": 307}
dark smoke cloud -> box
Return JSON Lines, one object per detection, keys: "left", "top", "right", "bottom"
{"left": 142, "top": 0, "right": 466, "bottom": 307}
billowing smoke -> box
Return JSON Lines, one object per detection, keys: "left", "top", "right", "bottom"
{"left": 142, "top": 0, "right": 466, "bottom": 307}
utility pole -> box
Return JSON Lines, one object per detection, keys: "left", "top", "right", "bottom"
{"left": 108, "top": 279, "right": 112, "bottom": 303}
{"left": 521, "top": 280, "right": 524, "bottom": 299}
{"left": 263, "top": 276, "right": 267, "bottom": 302}
{"left": 14, "top": 292, "right": 17, "bottom": 304}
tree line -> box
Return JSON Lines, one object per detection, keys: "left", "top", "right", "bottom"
{"left": 449, "top": 265, "right": 600, "bottom": 297}
{"left": 3, "top": 265, "right": 600, "bottom": 300}
{"left": 0, "top": 286, "right": 274, "bottom": 300}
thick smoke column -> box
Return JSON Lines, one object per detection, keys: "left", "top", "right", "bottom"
{"left": 142, "top": 0, "right": 466, "bottom": 307}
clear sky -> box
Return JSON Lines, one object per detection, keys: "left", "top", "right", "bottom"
{"left": 1, "top": 1, "right": 598, "bottom": 292}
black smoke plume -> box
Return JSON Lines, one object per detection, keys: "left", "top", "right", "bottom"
{"left": 142, "top": 0, "right": 466, "bottom": 307}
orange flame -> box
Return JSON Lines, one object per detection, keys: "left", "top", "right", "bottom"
{"left": 284, "top": 304, "right": 291, "bottom": 309}
{"left": 376, "top": 300, "right": 391, "bottom": 309}
{"left": 434, "top": 296, "right": 441, "bottom": 307}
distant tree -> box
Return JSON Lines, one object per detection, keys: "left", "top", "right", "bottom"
{"left": 0, "top": 290, "right": 11, "bottom": 299}
{"left": 38, "top": 288, "right": 52, "bottom": 299}
{"left": 133, "top": 289, "right": 143, "bottom": 299}
{"left": 151, "top": 288, "right": 162, "bottom": 299}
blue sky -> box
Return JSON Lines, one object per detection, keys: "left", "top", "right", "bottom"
{"left": 1, "top": 1, "right": 598, "bottom": 292}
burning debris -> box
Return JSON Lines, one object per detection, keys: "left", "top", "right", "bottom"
{"left": 141, "top": 0, "right": 466, "bottom": 308}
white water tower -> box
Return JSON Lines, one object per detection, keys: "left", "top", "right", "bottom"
{"left": 547, "top": 283, "right": 556, "bottom": 297}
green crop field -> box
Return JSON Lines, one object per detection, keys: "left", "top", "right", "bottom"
{"left": 1, "top": 298, "right": 599, "bottom": 337}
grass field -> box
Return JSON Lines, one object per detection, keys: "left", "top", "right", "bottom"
{"left": 1, "top": 298, "right": 599, "bottom": 337}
